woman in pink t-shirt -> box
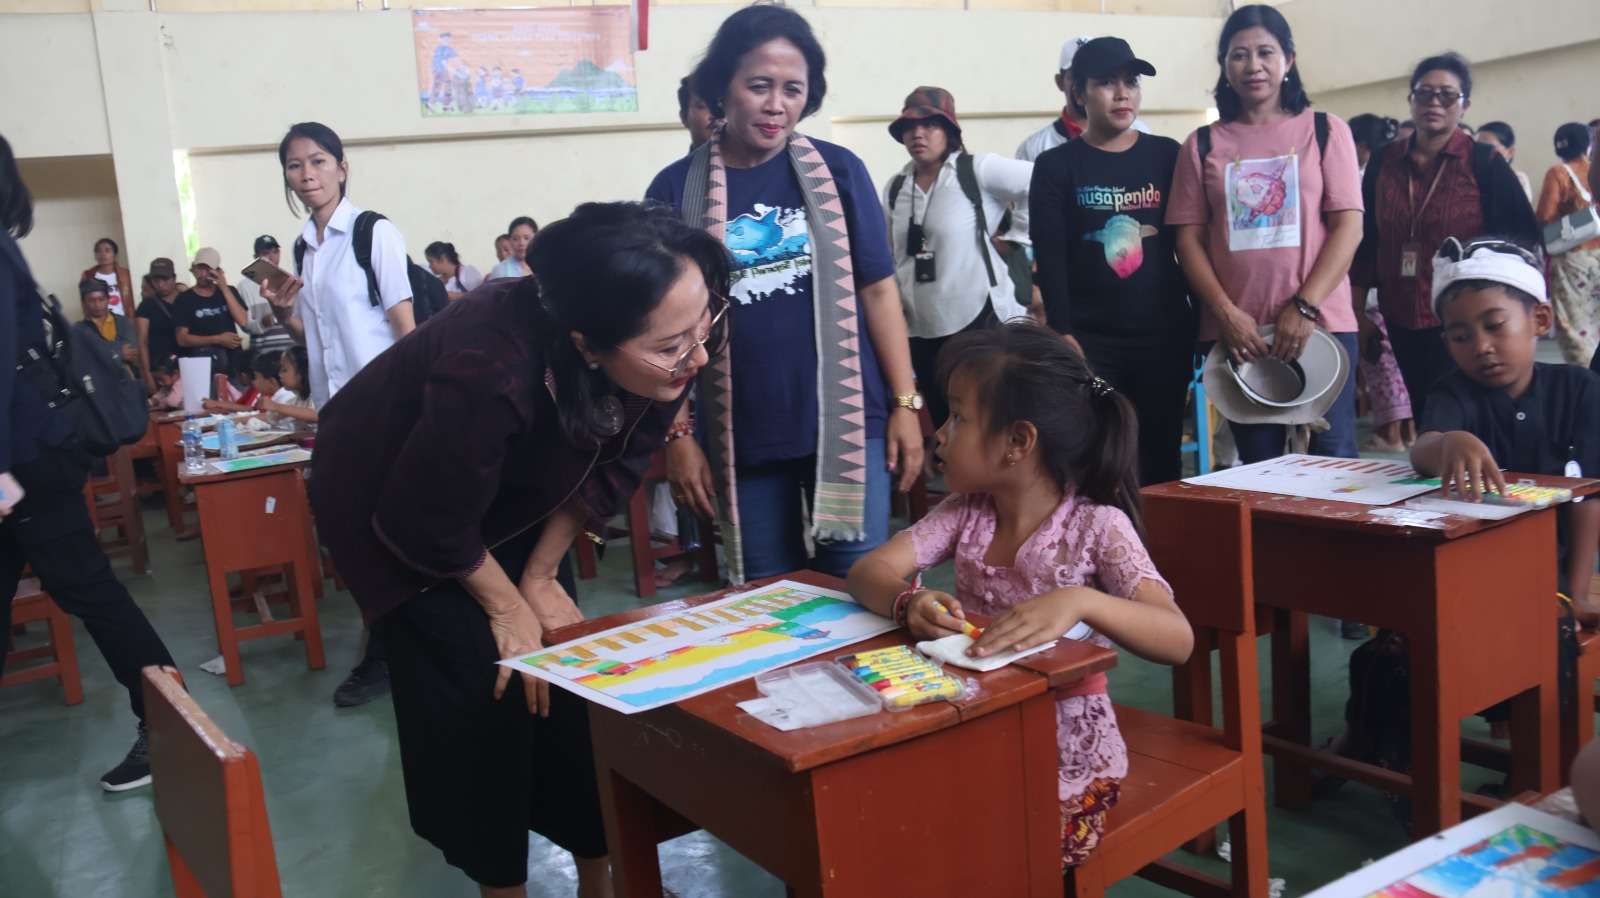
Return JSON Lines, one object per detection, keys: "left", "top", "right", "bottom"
{"left": 1167, "top": 4, "right": 1365, "bottom": 462}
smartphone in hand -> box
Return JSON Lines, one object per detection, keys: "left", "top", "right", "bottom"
{"left": 241, "top": 257, "right": 292, "bottom": 292}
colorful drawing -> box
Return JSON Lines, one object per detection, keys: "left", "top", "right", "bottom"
{"left": 501, "top": 580, "right": 897, "bottom": 714}
{"left": 1367, "top": 824, "right": 1600, "bottom": 898}
{"left": 1184, "top": 454, "right": 1439, "bottom": 506}
{"left": 1226, "top": 153, "right": 1301, "bottom": 252}
{"left": 412, "top": 8, "right": 637, "bottom": 117}
{"left": 1084, "top": 214, "right": 1158, "bottom": 279}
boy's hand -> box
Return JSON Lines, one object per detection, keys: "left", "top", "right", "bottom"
{"left": 971, "top": 589, "right": 1085, "bottom": 658}
{"left": 905, "top": 590, "right": 967, "bottom": 640}
{"left": 1439, "top": 431, "right": 1507, "bottom": 501}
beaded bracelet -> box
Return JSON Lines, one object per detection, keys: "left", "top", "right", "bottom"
{"left": 892, "top": 587, "right": 919, "bottom": 627}
{"left": 664, "top": 417, "right": 695, "bottom": 443}
{"left": 1291, "top": 296, "right": 1323, "bottom": 323}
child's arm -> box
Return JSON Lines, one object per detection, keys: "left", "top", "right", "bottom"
{"left": 201, "top": 398, "right": 254, "bottom": 413}
{"left": 260, "top": 396, "right": 318, "bottom": 424}
{"left": 1411, "top": 430, "right": 1509, "bottom": 501}
{"left": 1568, "top": 500, "right": 1600, "bottom": 626}
{"left": 972, "top": 581, "right": 1193, "bottom": 665}
{"left": 847, "top": 531, "right": 969, "bottom": 640}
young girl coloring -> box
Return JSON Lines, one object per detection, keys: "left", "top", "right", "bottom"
{"left": 848, "top": 320, "right": 1193, "bottom": 865}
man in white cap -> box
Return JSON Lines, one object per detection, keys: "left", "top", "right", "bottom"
{"left": 998, "top": 37, "right": 1152, "bottom": 310}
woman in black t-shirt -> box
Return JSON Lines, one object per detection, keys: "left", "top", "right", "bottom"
{"left": 1029, "top": 37, "right": 1194, "bottom": 484}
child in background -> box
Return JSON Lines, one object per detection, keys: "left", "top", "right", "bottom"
{"left": 847, "top": 320, "right": 1194, "bottom": 865}
{"left": 148, "top": 357, "right": 183, "bottom": 410}
{"left": 202, "top": 351, "right": 283, "bottom": 416}
{"left": 1410, "top": 237, "right": 1600, "bottom": 620}
{"left": 259, "top": 345, "right": 317, "bottom": 426}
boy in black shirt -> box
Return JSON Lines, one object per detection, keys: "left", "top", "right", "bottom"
{"left": 1411, "top": 237, "right": 1600, "bottom": 616}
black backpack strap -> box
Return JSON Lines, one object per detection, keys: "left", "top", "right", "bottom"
{"left": 292, "top": 237, "right": 306, "bottom": 276}
{"left": 887, "top": 174, "right": 906, "bottom": 214}
{"left": 352, "top": 211, "right": 384, "bottom": 309}
{"left": 1313, "top": 111, "right": 1329, "bottom": 158}
{"left": 1195, "top": 125, "right": 1212, "bottom": 164}
{"left": 955, "top": 153, "right": 998, "bottom": 288}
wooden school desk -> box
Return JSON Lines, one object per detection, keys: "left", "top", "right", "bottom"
{"left": 152, "top": 411, "right": 196, "bottom": 538}
{"left": 1144, "top": 472, "right": 1600, "bottom": 839}
{"left": 548, "top": 570, "right": 1117, "bottom": 898}
{"left": 179, "top": 457, "right": 325, "bottom": 687}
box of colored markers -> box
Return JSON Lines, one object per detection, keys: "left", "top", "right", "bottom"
{"left": 834, "top": 644, "right": 974, "bottom": 712}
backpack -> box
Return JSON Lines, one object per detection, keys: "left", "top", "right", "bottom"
{"left": 17, "top": 293, "right": 149, "bottom": 457}
{"left": 887, "top": 152, "right": 998, "bottom": 288}
{"left": 1197, "top": 110, "right": 1330, "bottom": 164}
{"left": 293, "top": 211, "right": 448, "bottom": 325}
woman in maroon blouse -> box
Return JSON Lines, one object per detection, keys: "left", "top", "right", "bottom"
{"left": 309, "top": 202, "right": 729, "bottom": 898}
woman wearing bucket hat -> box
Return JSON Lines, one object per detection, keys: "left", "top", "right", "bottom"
{"left": 883, "top": 86, "right": 1031, "bottom": 427}
{"left": 645, "top": 5, "right": 922, "bottom": 585}
{"left": 1029, "top": 36, "right": 1194, "bottom": 485}
{"left": 1167, "top": 4, "right": 1365, "bottom": 463}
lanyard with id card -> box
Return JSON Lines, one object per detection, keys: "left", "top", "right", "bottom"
{"left": 1401, "top": 160, "right": 1448, "bottom": 279}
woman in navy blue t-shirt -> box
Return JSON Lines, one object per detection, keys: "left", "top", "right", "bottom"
{"left": 646, "top": 5, "right": 923, "bottom": 583}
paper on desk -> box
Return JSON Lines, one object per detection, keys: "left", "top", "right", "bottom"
{"left": 916, "top": 622, "right": 1089, "bottom": 673}
{"left": 1403, "top": 496, "right": 1528, "bottom": 520}
{"left": 207, "top": 447, "right": 311, "bottom": 474}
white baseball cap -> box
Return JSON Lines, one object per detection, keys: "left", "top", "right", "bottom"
{"left": 1059, "top": 36, "right": 1095, "bottom": 72}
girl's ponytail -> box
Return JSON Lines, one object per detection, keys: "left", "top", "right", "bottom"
{"left": 1078, "top": 379, "right": 1145, "bottom": 538}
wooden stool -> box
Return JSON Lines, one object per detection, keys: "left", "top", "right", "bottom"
{"left": 1068, "top": 493, "right": 1269, "bottom": 898}
{"left": 84, "top": 446, "right": 149, "bottom": 574}
{"left": 624, "top": 452, "right": 717, "bottom": 599}
{"left": 1, "top": 578, "right": 85, "bottom": 705}
{"left": 142, "top": 666, "right": 283, "bottom": 898}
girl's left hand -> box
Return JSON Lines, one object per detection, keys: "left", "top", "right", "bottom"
{"left": 971, "top": 589, "right": 1087, "bottom": 658}
{"left": 1271, "top": 302, "right": 1316, "bottom": 362}
{"left": 520, "top": 573, "right": 583, "bottom": 636}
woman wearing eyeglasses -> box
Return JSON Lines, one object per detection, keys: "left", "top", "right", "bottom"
{"left": 1351, "top": 52, "right": 1538, "bottom": 420}
{"left": 308, "top": 202, "right": 728, "bottom": 898}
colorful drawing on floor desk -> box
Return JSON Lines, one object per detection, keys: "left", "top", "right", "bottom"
{"left": 501, "top": 580, "right": 897, "bottom": 714}
{"left": 1183, "top": 454, "right": 1439, "bottom": 505}
{"left": 1366, "top": 824, "right": 1600, "bottom": 898}
{"left": 206, "top": 448, "right": 311, "bottom": 474}
{"left": 1303, "top": 804, "right": 1600, "bottom": 898}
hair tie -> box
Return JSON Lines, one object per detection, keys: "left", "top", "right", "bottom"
{"left": 1085, "top": 376, "right": 1114, "bottom": 399}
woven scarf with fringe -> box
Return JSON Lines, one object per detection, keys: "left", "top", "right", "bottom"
{"left": 680, "top": 130, "right": 870, "bottom": 585}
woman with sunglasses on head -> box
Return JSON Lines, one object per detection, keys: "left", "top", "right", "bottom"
{"left": 1351, "top": 53, "right": 1538, "bottom": 420}
{"left": 310, "top": 202, "right": 727, "bottom": 898}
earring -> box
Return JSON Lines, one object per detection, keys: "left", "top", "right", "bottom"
{"left": 587, "top": 361, "right": 600, "bottom": 371}
{"left": 588, "top": 365, "right": 623, "bottom": 438}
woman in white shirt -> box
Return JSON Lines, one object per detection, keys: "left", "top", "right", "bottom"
{"left": 260, "top": 121, "right": 415, "bottom": 710}
{"left": 424, "top": 241, "right": 484, "bottom": 301}
{"left": 882, "top": 86, "right": 1031, "bottom": 426}
{"left": 487, "top": 215, "right": 536, "bottom": 279}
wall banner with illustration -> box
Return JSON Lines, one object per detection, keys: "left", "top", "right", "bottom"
{"left": 413, "top": 8, "right": 638, "bottom": 117}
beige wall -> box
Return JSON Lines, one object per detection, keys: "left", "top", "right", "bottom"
{"left": 19, "top": 156, "right": 127, "bottom": 317}
{"left": 1315, "top": 39, "right": 1600, "bottom": 195}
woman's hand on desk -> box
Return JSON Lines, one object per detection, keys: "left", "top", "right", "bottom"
{"left": 487, "top": 601, "right": 553, "bottom": 717}
{"left": 521, "top": 573, "right": 583, "bottom": 634}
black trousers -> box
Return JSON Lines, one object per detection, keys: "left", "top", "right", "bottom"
{"left": 908, "top": 304, "right": 999, "bottom": 428}
{"left": 376, "top": 528, "right": 605, "bottom": 888}
{"left": 1076, "top": 330, "right": 1198, "bottom": 486}
{"left": 1387, "top": 324, "right": 1455, "bottom": 424}
{"left": 0, "top": 445, "right": 176, "bottom": 721}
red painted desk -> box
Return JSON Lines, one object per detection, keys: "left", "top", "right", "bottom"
{"left": 1145, "top": 473, "right": 1600, "bottom": 838}
{"left": 179, "top": 458, "right": 324, "bottom": 687}
{"left": 550, "top": 570, "right": 1115, "bottom": 898}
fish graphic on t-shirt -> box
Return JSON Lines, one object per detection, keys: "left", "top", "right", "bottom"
{"left": 1084, "top": 214, "right": 1158, "bottom": 279}
{"left": 725, "top": 206, "right": 809, "bottom": 266}
{"left": 1232, "top": 160, "right": 1289, "bottom": 222}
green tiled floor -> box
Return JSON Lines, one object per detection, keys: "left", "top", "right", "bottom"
{"left": 0, "top": 500, "right": 1540, "bottom": 898}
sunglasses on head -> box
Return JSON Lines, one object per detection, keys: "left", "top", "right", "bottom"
{"left": 1436, "top": 236, "right": 1540, "bottom": 268}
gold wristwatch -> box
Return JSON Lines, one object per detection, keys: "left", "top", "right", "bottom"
{"left": 894, "top": 393, "right": 925, "bottom": 412}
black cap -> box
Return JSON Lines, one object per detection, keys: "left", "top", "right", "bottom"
{"left": 254, "top": 234, "right": 280, "bottom": 255}
{"left": 79, "top": 278, "right": 110, "bottom": 298}
{"left": 1070, "top": 37, "right": 1156, "bottom": 80}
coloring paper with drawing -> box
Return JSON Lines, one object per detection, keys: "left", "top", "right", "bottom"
{"left": 1227, "top": 153, "right": 1302, "bottom": 251}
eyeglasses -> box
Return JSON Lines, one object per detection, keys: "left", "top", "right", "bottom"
{"left": 1409, "top": 87, "right": 1463, "bottom": 108}
{"left": 1436, "top": 236, "right": 1540, "bottom": 268}
{"left": 628, "top": 293, "right": 732, "bottom": 379}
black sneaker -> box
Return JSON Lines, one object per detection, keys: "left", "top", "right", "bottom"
{"left": 100, "top": 724, "right": 152, "bottom": 792}
{"left": 333, "top": 658, "right": 390, "bottom": 708}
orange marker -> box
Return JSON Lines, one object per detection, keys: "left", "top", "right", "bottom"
{"left": 933, "top": 600, "right": 982, "bottom": 639}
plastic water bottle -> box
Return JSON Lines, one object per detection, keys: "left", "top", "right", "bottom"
{"left": 182, "top": 420, "right": 205, "bottom": 473}
{"left": 216, "top": 418, "right": 239, "bottom": 460}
